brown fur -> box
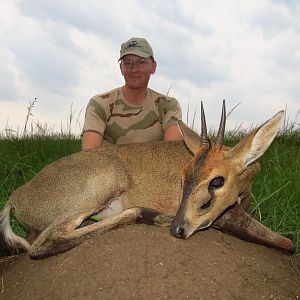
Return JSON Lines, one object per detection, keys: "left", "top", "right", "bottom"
{"left": 0, "top": 109, "right": 294, "bottom": 259}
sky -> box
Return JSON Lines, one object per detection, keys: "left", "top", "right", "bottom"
{"left": 0, "top": 0, "right": 299, "bottom": 135}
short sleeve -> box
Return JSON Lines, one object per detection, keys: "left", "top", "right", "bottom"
{"left": 82, "top": 97, "right": 108, "bottom": 136}
{"left": 162, "top": 98, "right": 182, "bottom": 130}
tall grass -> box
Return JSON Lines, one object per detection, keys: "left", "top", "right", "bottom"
{"left": 0, "top": 136, "right": 81, "bottom": 239}
{"left": 250, "top": 132, "right": 300, "bottom": 252}
{"left": 0, "top": 103, "right": 299, "bottom": 255}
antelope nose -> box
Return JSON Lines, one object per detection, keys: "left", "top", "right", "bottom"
{"left": 172, "top": 226, "right": 185, "bottom": 239}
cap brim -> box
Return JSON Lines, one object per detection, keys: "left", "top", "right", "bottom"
{"left": 118, "top": 49, "right": 151, "bottom": 61}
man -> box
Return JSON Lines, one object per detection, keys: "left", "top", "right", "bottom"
{"left": 82, "top": 37, "right": 182, "bottom": 150}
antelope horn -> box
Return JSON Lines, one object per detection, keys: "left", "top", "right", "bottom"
{"left": 216, "top": 100, "right": 226, "bottom": 147}
{"left": 200, "top": 101, "right": 209, "bottom": 147}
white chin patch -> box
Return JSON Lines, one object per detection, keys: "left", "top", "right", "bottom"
{"left": 197, "top": 219, "right": 211, "bottom": 230}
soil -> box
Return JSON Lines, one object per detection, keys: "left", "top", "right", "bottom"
{"left": 0, "top": 224, "right": 299, "bottom": 300}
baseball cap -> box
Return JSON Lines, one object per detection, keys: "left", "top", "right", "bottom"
{"left": 119, "top": 37, "right": 154, "bottom": 61}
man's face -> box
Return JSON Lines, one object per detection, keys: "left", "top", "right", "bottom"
{"left": 120, "top": 54, "right": 156, "bottom": 89}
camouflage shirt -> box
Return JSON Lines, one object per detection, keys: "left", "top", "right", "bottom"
{"left": 82, "top": 87, "right": 182, "bottom": 144}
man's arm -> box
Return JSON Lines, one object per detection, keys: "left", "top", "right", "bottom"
{"left": 164, "top": 124, "right": 182, "bottom": 141}
{"left": 82, "top": 131, "right": 103, "bottom": 151}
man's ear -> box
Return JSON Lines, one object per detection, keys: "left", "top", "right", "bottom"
{"left": 120, "top": 63, "right": 125, "bottom": 76}
{"left": 151, "top": 61, "right": 157, "bottom": 74}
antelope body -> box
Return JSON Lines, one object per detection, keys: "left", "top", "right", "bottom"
{"left": 0, "top": 103, "right": 294, "bottom": 259}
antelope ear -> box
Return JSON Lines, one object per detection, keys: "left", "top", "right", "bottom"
{"left": 178, "top": 120, "right": 201, "bottom": 155}
{"left": 228, "top": 111, "right": 284, "bottom": 170}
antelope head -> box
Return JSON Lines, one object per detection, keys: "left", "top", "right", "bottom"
{"left": 171, "top": 101, "right": 284, "bottom": 239}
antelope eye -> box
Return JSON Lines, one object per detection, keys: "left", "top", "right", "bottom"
{"left": 209, "top": 176, "right": 224, "bottom": 189}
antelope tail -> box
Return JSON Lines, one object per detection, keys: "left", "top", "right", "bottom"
{"left": 0, "top": 203, "right": 30, "bottom": 253}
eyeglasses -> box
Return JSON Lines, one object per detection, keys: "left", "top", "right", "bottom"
{"left": 121, "top": 58, "right": 152, "bottom": 70}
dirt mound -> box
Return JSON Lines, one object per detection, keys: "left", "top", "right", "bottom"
{"left": 0, "top": 225, "right": 299, "bottom": 300}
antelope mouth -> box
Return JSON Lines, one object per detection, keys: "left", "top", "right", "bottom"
{"left": 197, "top": 219, "right": 211, "bottom": 230}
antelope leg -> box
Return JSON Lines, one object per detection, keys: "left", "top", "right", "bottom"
{"left": 212, "top": 204, "right": 294, "bottom": 254}
{"left": 29, "top": 207, "right": 173, "bottom": 259}
{"left": 30, "top": 208, "right": 144, "bottom": 259}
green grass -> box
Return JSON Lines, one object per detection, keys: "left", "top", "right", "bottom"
{"left": 0, "top": 136, "right": 81, "bottom": 238}
{"left": 250, "top": 133, "right": 300, "bottom": 253}
{"left": 0, "top": 132, "right": 299, "bottom": 255}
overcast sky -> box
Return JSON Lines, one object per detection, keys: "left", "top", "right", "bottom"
{"left": 0, "top": 0, "right": 299, "bottom": 135}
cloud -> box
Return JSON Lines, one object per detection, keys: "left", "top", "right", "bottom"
{"left": 0, "top": 0, "right": 299, "bottom": 135}
{"left": 1, "top": 7, "right": 80, "bottom": 96}
{"left": 0, "top": 48, "right": 19, "bottom": 100}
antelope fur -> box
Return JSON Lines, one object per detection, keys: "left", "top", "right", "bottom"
{"left": 0, "top": 103, "right": 294, "bottom": 258}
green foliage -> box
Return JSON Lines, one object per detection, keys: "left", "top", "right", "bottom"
{"left": 0, "top": 136, "right": 81, "bottom": 209}
{"left": 250, "top": 132, "right": 300, "bottom": 254}
{"left": 0, "top": 132, "right": 299, "bottom": 255}
{"left": 0, "top": 136, "right": 81, "bottom": 239}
